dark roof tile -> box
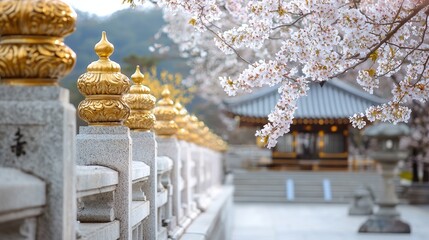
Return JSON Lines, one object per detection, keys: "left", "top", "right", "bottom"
{"left": 224, "top": 79, "right": 385, "bottom": 119}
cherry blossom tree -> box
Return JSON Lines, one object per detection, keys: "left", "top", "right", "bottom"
{"left": 126, "top": 0, "right": 429, "bottom": 148}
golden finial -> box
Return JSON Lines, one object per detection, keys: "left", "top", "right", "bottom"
{"left": 95, "top": 31, "right": 114, "bottom": 58}
{"left": 131, "top": 65, "right": 145, "bottom": 85}
{"left": 153, "top": 86, "right": 178, "bottom": 137}
{"left": 86, "top": 31, "right": 121, "bottom": 73}
{"left": 161, "top": 87, "right": 171, "bottom": 99}
{"left": 77, "top": 31, "right": 131, "bottom": 126}
{"left": 123, "top": 66, "right": 157, "bottom": 131}
{"left": 0, "top": 0, "right": 77, "bottom": 85}
{"left": 193, "top": 120, "right": 208, "bottom": 146}
{"left": 201, "top": 125, "right": 210, "bottom": 147}
{"left": 175, "top": 102, "right": 190, "bottom": 141}
{"left": 206, "top": 131, "right": 216, "bottom": 150}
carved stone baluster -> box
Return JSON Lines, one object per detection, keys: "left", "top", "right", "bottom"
{"left": 78, "top": 192, "right": 115, "bottom": 223}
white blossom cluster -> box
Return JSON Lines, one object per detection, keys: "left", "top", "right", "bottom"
{"left": 152, "top": 0, "right": 429, "bottom": 148}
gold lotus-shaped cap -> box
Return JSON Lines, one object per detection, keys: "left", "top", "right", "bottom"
{"left": 77, "top": 31, "right": 131, "bottom": 126}
{"left": 197, "top": 122, "right": 209, "bottom": 146}
{"left": 0, "top": 0, "right": 77, "bottom": 37}
{"left": 0, "top": 0, "right": 76, "bottom": 85}
{"left": 175, "top": 101, "right": 190, "bottom": 140}
{"left": 124, "top": 65, "right": 157, "bottom": 131}
{"left": 129, "top": 66, "right": 151, "bottom": 94}
{"left": 187, "top": 115, "right": 200, "bottom": 143}
{"left": 78, "top": 31, "right": 130, "bottom": 96}
{"left": 157, "top": 87, "right": 175, "bottom": 107}
{"left": 153, "top": 86, "right": 178, "bottom": 136}
{"left": 86, "top": 31, "right": 121, "bottom": 73}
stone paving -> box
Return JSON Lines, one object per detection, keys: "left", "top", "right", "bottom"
{"left": 232, "top": 203, "right": 429, "bottom": 240}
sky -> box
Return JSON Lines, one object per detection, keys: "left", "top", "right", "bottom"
{"left": 64, "top": 0, "right": 145, "bottom": 16}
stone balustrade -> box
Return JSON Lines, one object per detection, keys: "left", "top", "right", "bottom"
{"left": 0, "top": 168, "right": 46, "bottom": 240}
{"left": 0, "top": 1, "right": 232, "bottom": 239}
{"left": 76, "top": 165, "right": 120, "bottom": 240}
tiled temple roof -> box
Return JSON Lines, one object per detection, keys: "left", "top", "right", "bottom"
{"left": 224, "top": 79, "right": 386, "bottom": 119}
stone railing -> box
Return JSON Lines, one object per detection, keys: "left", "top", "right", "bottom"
{"left": 0, "top": 1, "right": 233, "bottom": 240}
{"left": 0, "top": 168, "right": 46, "bottom": 239}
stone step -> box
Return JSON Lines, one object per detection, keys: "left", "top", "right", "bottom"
{"left": 235, "top": 184, "right": 374, "bottom": 191}
{"left": 233, "top": 196, "right": 350, "bottom": 203}
{"left": 233, "top": 180, "right": 379, "bottom": 187}
{"left": 233, "top": 175, "right": 380, "bottom": 180}
{"left": 234, "top": 189, "right": 357, "bottom": 197}
{"left": 232, "top": 171, "right": 383, "bottom": 203}
{"left": 234, "top": 183, "right": 379, "bottom": 188}
{"left": 234, "top": 191, "right": 325, "bottom": 198}
{"left": 234, "top": 175, "right": 380, "bottom": 180}
{"left": 233, "top": 170, "right": 379, "bottom": 176}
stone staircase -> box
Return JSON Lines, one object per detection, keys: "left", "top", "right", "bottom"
{"left": 233, "top": 170, "right": 383, "bottom": 203}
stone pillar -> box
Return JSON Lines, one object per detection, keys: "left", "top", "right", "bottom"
{"left": 187, "top": 116, "right": 205, "bottom": 210}
{"left": 123, "top": 66, "right": 158, "bottom": 240}
{"left": 358, "top": 123, "right": 411, "bottom": 233}
{"left": 196, "top": 121, "right": 212, "bottom": 209}
{"left": 153, "top": 87, "right": 184, "bottom": 238}
{"left": 175, "top": 102, "right": 193, "bottom": 226}
{"left": 0, "top": 0, "right": 77, "bottom": 239}
{"left": 184, "top": 115, "right": 201, "bottom": 218}
{"left": 75, "top": 32, "right": 133, "bottom": 239}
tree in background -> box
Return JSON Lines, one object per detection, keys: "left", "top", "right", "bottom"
{"left": 408, "top": 101, "right": 429, "bottom": 182}
{"left": 142, "top": 67, "right": 196, "bottom": 106}
{"left": 125, "top": 0, "right": 429, "bottom": 150}
{"left": 123, "top": 54, "right": 162, "bottom": 71}
{"left": 123, "top": 54, "right": 196, "bottom": 105}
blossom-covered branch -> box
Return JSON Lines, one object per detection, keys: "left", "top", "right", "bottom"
{"left": 127, "top": 0, "right": 429, "bottom": 148}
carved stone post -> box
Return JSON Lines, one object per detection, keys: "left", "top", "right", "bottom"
{"left": 184, "top": 115, "right": 201, "bottom": 218}
{"left": 0, "top": 0, "right": 77, "bottom": 239}
{"left": 123, "top": 66, "right": 158, "bottom": 240}
{"left": 359, "top": 123, "right": 411, "bottom": 233}
{"left": 153, "top": 87, "right": 184, "bottom": 238}
{"left": 196, "top": 121, "right": 211, "bottom": 210}
{"left": 175, "top": 102, "right": 194, "bottom": 226}
{"left": 76, "top": 32, "right": 133, "bottom": 239}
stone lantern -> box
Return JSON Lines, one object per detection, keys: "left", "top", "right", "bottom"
{"left": 358, "top": 123, "right": 411, "bottom": 233}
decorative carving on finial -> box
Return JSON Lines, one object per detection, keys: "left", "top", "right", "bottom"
{"left": 123, "top": 66, "right": 157, "bottom": 131}
{"left": 187, "top": 115, "right": 199, "bottom": 144}
{"left": 0, "top": 0, "right": 77, "bottom": 85}
{"left": 77, "top": 31, "right": 131, "bottom": 126}
{"left": 174, "top": 102, "right": 190, "bottom": 141}
{"left": 153, "top": 86, "right": 178, "bottom": 137}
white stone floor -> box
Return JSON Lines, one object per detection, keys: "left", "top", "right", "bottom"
{"left": 232, "top": 203, "right": 429, "bottom": 240}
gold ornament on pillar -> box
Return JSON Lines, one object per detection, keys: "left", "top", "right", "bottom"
{"left": 0, "top": 0, "right": 77, "bottom": 85}
{"left": 153, "top": 86, "right": 178, "bottom": 137}
{"left": 202, "top": 125, "right": 211, "bottom": 148}
{"left": 188, "top": 115, "right": 200, "bottom": 144}
{"left": 210, "top": 132, "right": 220, "bottom": 150}
{"left": 174, "top": 102, "right": 190, "bottom": 141}
{"left": 196, "top": 121, "right": 208, "bottom": 146}
{"left": 123, "top": 66, "right": 156, "bottom": 131}
{"left": 77, "top": 31, "right": 131, "bottom": 125}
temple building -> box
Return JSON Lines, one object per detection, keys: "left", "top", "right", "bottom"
{"left": 224, "top": 79, "right": 385, "bottom": 171}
